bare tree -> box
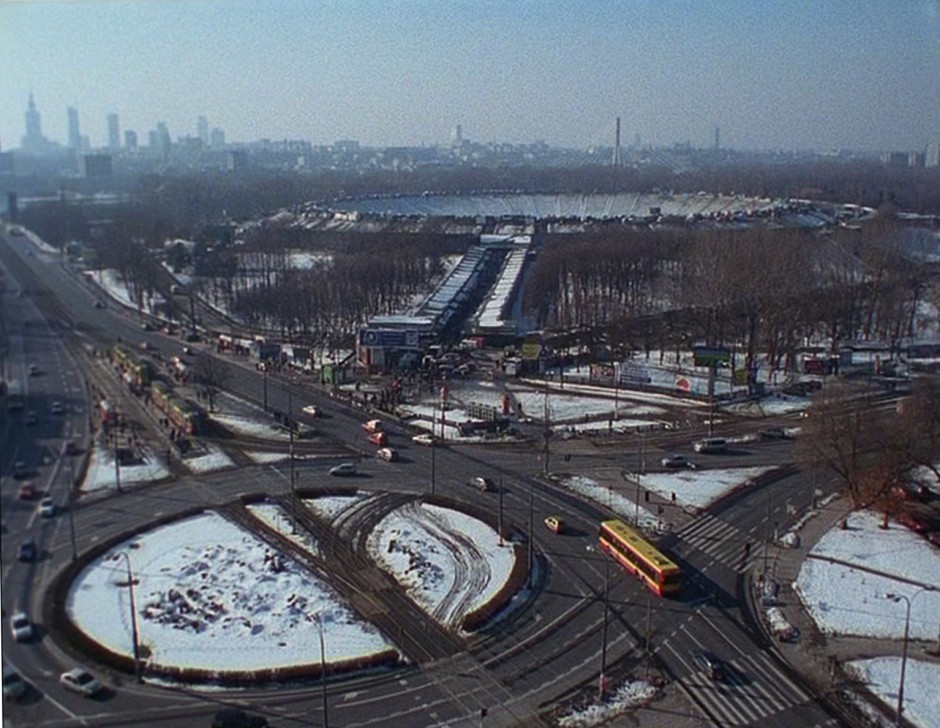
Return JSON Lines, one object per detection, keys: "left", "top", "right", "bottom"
{"left": 190, "top": 355, "right": 231, "bottom": 413}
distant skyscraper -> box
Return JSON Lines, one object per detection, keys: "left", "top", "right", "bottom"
{"left": 613, "top": 117, "right": 622, "bottom": 166}
{"left": 67, "top": 107, "right": 81, "bottom": 150}
{"left": 210, "top": 127, "right": 225, "bottom": 148}
{"left": 124, "top": 129, "right": 138, "bottom": 151}
{"left": 107, "top": 113, "right": 120, "bottom": 151}
{"left": 714, "top": 125, "right": 720, "bottom": 152}
{"left": 926, "top": 141, "right": 940, "bottom": 168}
{"left": 451, "top": 124, "right": 463, "bottom": 147}
{"left": 198, "top": 115, "right": 209, "bottom": 145}
{"left": 22, "top": 92, "right": 47, "bottom": 153}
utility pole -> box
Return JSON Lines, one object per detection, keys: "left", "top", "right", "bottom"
{"left": 118, "top": 552, "right": 142, "bottom": 683}
{"left": 599, "top": 559, "right": 610, "bottom": 699}
{"left": 430, "top": 438, "right": 436, "bottom": 496}
{"left": 67, "top": 463, "right": 78, "bottom": 562}
{"left": 527, "top": 492, "right": 534, "bottom": 587}
{"left": 498, "top": 477, "right": 504, "bottom": 547}
{"left": 288, "top": 384, "right": 297, "bottom": 532}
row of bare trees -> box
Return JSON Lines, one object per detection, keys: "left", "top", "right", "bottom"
{"left": 525, "top": 220, "right": 937, "bottom": 373}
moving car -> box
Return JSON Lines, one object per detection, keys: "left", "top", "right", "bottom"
{"left": 301, "top": 404, "right": 320, "bottom": 417}
{"left": 759, "top": 426, "right": 791, "bottom": 440}
{"left": 50, "top": 401, "right": 64, "bottom": 415}
{"left": 59, "top": 667, "right": 103, "bottom": 697}
{"left": 362, "top": 419, "right": 383, "bottom": 433}
{"left": 25, "top": 410, "right": 38, "bottom": 425}
{"left": 39, "top": 497, "right": 56, "bottom": 518}
{"left": 693, "top": 437, "right": 727, "bottom": 454}
{"left": 411, "top": 433, "right": 437, "bottom": 446}
{"left": 661, "top": 454, "right": 692, "bottom": 469}
{"left": 17, "top": 540, "right": 37, "bottom": 562}
{"left": 693, "top": 651, "right": 727, "bottom": 680}
{"left": 211, "top": 708, "right": 269, "bottom": 728}
{"left": 544, "top": 516, "right": 565, "bottom": 534}
{"left": 27, "top": 363, "right": 39, "bottom": 376}
{"left": 18, "top": 482, "right": 36, "bottom": 500}
{"left": 2, "top": 666, "right": 27, "bottom": 701}
{"left": 470, "top": 476, "right": 495, "bottom": 492}
{"left": 10, "top": 612, "right": 34, "bottom": 642}
{"left": 329, "top": 462, "right": 357, "bottom": 477}
{"left": 13, "top": 462, "right": 29, "bottom": 479}
{"left": 376, "top": 447, "right": 399, "bottom": 462}
{"left": 367, "top": 430, "right": 388, "bottom": 446}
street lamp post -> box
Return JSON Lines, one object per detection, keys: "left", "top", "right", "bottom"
{"left": 882, "top": 589, "right": 929, "bottom": 727}
{"left": 117, "top": 551, "right": 142, "bottom": 683}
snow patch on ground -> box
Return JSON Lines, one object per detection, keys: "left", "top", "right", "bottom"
{"left": 558, "top": 475, "right": 659, "bottom": 529}
{"left": 305, "top": 494, "right": 369, "bottom": 521}
{"left": 847, "top": 657, "right": 940, "bottom": 728}
{"left": 213, "top": 413, "right": 292, "bottom": 441}
{"left": 82, "top": 443, "right": 170, "bottom": 492}
{"left": 246, "top": 502, "right": 319, "bottom": 555}
{"left": 368, "top": 502, "right": 516, "bottom": 628}
{"left": 556, "top": 679, "right": 658, "bottom": 727}
{"left": 184, "top": 446, "right": 235, "bottom": 474}
{"left": 66, "top": 511, "right": 393, "bottom": 672}
{"left": 795, "top": 510, "right": 940, "bottom": 639}
{"left": 638, "top": 467, "right": 772, "bottom": 510}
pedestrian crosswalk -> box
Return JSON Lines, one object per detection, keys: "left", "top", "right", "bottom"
{"left": 674, "top": 514, "right": 767, "bottom": 573}
{"left": 681, "top": 648, "right": 823, "bottom": 726}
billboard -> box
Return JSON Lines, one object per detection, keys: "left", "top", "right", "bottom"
{"left": 693, "top": 346, "right": 732, "bottom": 367}
{"left": 359, "top": 329, "right": 420, "bottom": 349}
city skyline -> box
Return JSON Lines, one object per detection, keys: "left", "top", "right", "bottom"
{"left": 1, "top": 1, "right": 939, "bottom": 154}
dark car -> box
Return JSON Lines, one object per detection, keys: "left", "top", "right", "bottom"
{"left": 17, "top": 540, "right": 37, "bottom": 562}
{"left": 693, "top": 651, "right": 727, "bottom": 680}
{"left": 211, "top": 708, "right": 269, "bottom": 728}
{"left": 661, "top": 454, "right": 693, "bottom": 469}
{"left": 759, "top": 426, "right": 790, "bottom": 440}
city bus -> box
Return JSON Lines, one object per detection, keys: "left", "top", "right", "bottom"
{"left": 598, "top": 519, "right": 682, "bottom": 596}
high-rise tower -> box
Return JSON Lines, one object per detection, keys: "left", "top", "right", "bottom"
{"left": 613, "top": 117, "right": 622, "bottom": 167}
{"left": 197, "top": 115, "right": 209, "bottom": 145}
{"left": 22, "top": 93, "right": 47, "bottom": 153}
{"left": 68, "top": 107, "right": 81, "bottom": 150}
{"left": 107, "top": 113, "right": 120, "bottom": 151}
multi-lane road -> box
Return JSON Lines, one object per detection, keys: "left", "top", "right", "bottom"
{"left": 1, "top": 231, "right": 849, "bottom": 727}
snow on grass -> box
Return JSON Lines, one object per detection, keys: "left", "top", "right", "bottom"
{"left": 184, "top": 445, "right": 235, "bottom": 474}
{"left": 795, "top": 510, "right": 940, "bottom": 640}
{"left": 638, "top": 467, "right": 772, "bottom": 510}
{"left": 556, "top": 678, "right": 658, "bottom": 727}
{"left": 246, "top": 502, "right": 319, "bottom": 555}
{"left": 66, "top": 511, "right": 392, "bottom": 672}
{"left": 558, "top": 475, "right": 659, "bottom": 529}
{"left": 212, "top": 413, "right": 292, "bottom": 441}
{"left": 367, "top": 502, "right": 516, "bottom": 628}
{"left": 82, "top": 443, "right": 170, "bottom": 492}
{"left": 847, "top": 658, "right": 940, "bottom": 728}
{"left": 305, "top": 494, "right": 369, "bottom": 521}
{"left": 247, "top": 451, "right": 290, "bottom": 464}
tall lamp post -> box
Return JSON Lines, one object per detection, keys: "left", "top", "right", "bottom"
{"left": 117, "top": 551, "right": 142, "bottom": 683}
{"left": 881, "top": 589, "right": 930, "bottom": 727}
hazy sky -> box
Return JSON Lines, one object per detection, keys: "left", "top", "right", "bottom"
{"left": 1, "top": 0, "right": 938, "bottom": 153}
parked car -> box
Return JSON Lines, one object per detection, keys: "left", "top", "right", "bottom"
{"left": 17, "top": 540, "right": 37, "bottom": 562}
{"left": 470, "top": 476, "right": 495, "bottom": 492}
{"left": 329, "top": 462, "right": 357, "bottom": 477}
{"left": 376, "top": 447, "right": 399, "bottom": 462}
{"left": 10, "top": 612, "right": 34, "bottom": 642}
{"left": 2, "top": 665, "right": 27, "bottom": 701}
{"left": 367, "top": 430, "right": 389, "bottom": 447}
{"left": 661, "top": 454, "right": 693, "bottom": 469}
{"left": 693, "top": 651, "right": 727, "bottom": 680}
{"left": 544, "top": 516, "right": 565, "bottom": 534}
{"left": 17, "top": 482, "right": 36, "bottom": 500}
{"left": 411, "top": 433, "right": 437, "bottom": 446}
{"left": 38, "top": 497, "right": 56, "bottom": 518}
{"left": 693, "top": 438, "right": 727, "bottom": 454}
{"left": 211, "top": 708, "right": 269, "bottom": 728}
{"left": 59, "top": 667, "right": 103, "bottom": 697}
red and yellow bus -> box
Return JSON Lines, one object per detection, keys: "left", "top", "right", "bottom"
{"left": 599, "top": 519, "right": 682, "bottom": 596}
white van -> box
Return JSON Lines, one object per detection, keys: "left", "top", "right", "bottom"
{"left": 693, "top": 437, "right": 727, "bottom": 454}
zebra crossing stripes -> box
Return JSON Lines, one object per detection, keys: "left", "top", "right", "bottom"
{"left": 676, "top": 514, "right": 765, "bottom": 572}
{"left": 684, "top": 649, "right": 813, "bottom": 726}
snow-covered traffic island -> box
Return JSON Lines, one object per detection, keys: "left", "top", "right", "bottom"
{"left": 60, "top": 493, "right": 520, "bottom": 685}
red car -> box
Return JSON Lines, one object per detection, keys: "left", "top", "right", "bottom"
{"left": 368, "top": 430, "right": 388, "bottom": 447}
{"left": 17, "top": 482, "right": 36, "bottom": 500}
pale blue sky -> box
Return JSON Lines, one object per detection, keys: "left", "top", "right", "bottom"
{"left": 1, "top": 0, "right": 938, "bottom": 152}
